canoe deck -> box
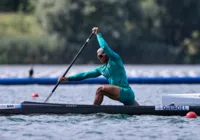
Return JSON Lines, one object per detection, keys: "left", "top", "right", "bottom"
{"left": 0, "top": 101, "right": 199, "bottom": 116}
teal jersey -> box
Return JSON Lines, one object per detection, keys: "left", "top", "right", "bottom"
{"left": 68, "top": 33, "right": 129, "bottom": 88}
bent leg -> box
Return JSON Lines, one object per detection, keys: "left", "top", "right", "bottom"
{"left": 101, "top": 85, "right": 120, "bottom": 100}
{"left": 94, "top": 85, "right": 139, "bottom": 106}
{"left": 93, "top": 85, "right": 120, "bottom": 105}
{"left": 93, "top": 87, "right": 104, "bottom": 105}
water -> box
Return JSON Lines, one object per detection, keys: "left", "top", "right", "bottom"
{"left": 0, "top": 64, "right": 200, "bottom": 78}
{"left": 0, "top": 84, "right": 200, "bottom": 140}
{"left": 1, "top": 65, "right": 200, "bottom": 139}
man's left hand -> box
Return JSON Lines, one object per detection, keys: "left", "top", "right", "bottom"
{"left": 92, "top": 27, "right": 99, "bottom": 34}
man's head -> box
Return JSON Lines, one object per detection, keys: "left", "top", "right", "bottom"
{"left": 97, "top": 48, "right": 108, "bottom": 63}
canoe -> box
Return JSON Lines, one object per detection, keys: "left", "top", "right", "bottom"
{"left": 0, "top": 101, "right": 199, "bottom": 116}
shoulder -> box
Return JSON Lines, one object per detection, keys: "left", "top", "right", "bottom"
{"left": 110, "top": 52, "right": 121, "bottom": 61}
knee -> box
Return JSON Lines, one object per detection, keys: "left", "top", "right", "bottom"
{"left": 96, "top": 91, "right": 103, "bottom": 96}
{"left": 96, "top": 85, "right": 105, "bottom": 95}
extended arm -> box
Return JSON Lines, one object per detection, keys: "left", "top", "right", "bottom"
{"left": 68, "top": 68, "right": 101, "bottom": 81}
{"left": 96, "top": 33, "right": 120, "bottom": 60}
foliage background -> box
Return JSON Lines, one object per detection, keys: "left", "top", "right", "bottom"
{"left": 0, "top": 0, "right": 200, "bottom": 64}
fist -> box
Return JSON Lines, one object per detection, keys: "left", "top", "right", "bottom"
{"left": 92, "top": 27, "right": 99, "bottom": 34}
{"left": 58, "top": 77, "right": 68, "bottom": 82}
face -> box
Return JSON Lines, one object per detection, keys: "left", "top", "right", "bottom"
{"left": 97, "top": 50, "right": 108, "bottom": 63}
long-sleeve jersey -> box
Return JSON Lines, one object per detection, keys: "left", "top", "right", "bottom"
{"left": 68, "top": 33, "right": 130, "bottom": 88}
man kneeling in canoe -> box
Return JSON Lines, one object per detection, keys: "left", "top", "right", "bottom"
{"left": 59, "top": 27, "right": 139, "bottom": 106}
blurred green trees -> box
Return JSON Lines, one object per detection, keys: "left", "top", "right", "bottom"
{"left": 0, "top": 0, "right": 200, "bottom": 64}
{"left": 0, "top": 0, "right": 36, "bottom": 12}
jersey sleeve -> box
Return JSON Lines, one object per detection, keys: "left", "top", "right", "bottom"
{"left": 68, "top": 67, "right": 101, "bottom": 81}
{"left": 96, "top": 33, "right": 120, "bottom": 60}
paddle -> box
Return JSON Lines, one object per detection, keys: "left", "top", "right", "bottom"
{"left": 44, "top": 32, "right": 94, "bottom": 103}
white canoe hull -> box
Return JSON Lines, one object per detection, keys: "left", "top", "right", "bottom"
{"left": 162, "top": 93, "right": 200, "bottom": 106}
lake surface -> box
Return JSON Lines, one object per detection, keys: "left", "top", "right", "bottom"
{"left": 0, "top": 84, "right": 200, "bottom": 140}
{"left": 0, "top": 64, "right": 200, "bottom": 77}
{"left": 0, "top": 65, "right": 200, "bottom": 140}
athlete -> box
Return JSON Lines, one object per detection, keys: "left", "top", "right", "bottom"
{"left": 58, "top": 27, "right": 139, "bottom": 106}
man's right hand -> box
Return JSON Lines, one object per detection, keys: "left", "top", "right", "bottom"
{"left": 58, "top": 77, "right": 68, "bottom": 82}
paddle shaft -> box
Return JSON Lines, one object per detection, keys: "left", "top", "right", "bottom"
{"left": 44, "top": 32, "right": 94, "bottom": 102}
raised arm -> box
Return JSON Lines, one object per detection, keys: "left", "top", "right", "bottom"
{"left": 96, "top": 33, "right": 120, "bottom": 60}
{"left": 68, "top": 68, "right": 101, "bottom": 81}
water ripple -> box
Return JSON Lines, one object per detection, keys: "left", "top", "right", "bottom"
{"left": 0, "top": 84, "right": 200, "bottom": 140}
